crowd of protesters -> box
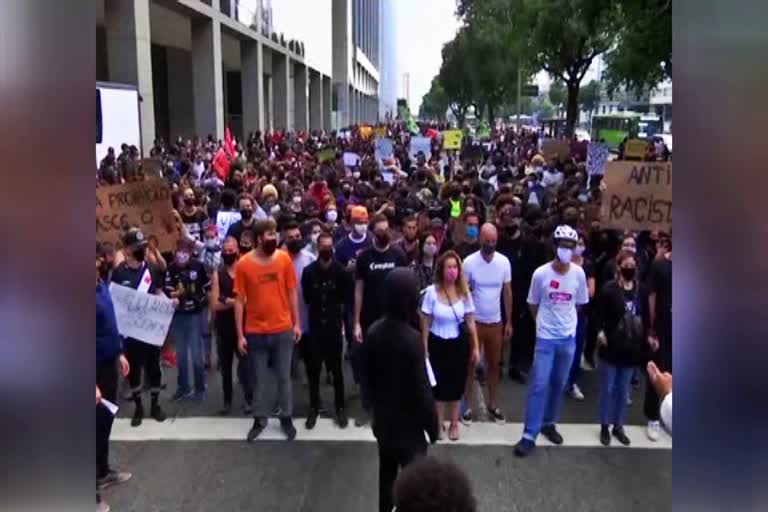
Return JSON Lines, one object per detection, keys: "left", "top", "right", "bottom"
{"left": 95, "top": 120, "right": 672, "bottom": 509}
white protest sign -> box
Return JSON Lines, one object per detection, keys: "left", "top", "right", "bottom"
{"left": 587, "top": 142, "right": 609, "bottom": 176}
{"left": 216, "top": 210, "right": 241, "bottom": 243}
{"left": 108, "top": 283, "right": 175, "bottom": 347}
{"left": 409, "top": 136, "right": 432, "bottom": 160}
{"left": 343, "top": 152, "right": 360, "bottom": 168}
{"left": 375, "top": 137, "right": 394, "bottom": 164}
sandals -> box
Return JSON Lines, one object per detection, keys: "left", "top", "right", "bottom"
{"left": 448, "top": 423, "right": 460, "bottom": 441}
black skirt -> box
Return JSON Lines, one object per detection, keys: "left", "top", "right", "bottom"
{"left": 428, "top": 332, "right": 470, "bottom": 401}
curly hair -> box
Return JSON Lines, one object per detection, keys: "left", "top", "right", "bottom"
{"left": 433, "top": 250, "right": 470, "bottom": 299}
{"left": 393, "top": 456, "right": 476, "bottom": 512}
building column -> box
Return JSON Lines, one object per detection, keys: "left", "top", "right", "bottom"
{"left": 241, "top": 39, "right": 264, "bottom": 135}
{"left": 293, "top": 61, "right": 308, "bottom": 132}
{"left": 309, "top": 70, "right": 322, "bottom": 132}
{"left": 191, "top": 17, "right": 224, "bottom": 139}
{"left": 272, "top": 52, "right": 289, "bottom": 131}
{"left": 322, "top": 76, "right": 332, "bottom": 132}
{"left": 105, "top": 0, "right": 155, "bottom": 155}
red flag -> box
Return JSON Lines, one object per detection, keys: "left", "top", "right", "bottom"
{"left": 426, "top": 128, "right": 439, "bottom": 140}
{"left": 224, "top": 126, "right": 236, "bottom": 160}
{"left": 212, "top": 148, "right": 229, "bottom": 181}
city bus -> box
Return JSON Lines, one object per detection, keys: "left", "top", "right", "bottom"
{"left": 539, "top": 117, "right": 568, "bottom": 138}
{"left": 638, "top": 113, "right": 664, "bottom": 139}
{"left": 590, "top": 113, "right": 640, "bottom": 151}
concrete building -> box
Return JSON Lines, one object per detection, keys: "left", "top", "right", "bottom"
{"left": 378, "top": 0, "right": 397, "bottom": 121}
{"left": 96, "top": 0, "right": 342, "bottom": 153}
{"left": 332, "top": 0, "right": 380, "bottom": 129}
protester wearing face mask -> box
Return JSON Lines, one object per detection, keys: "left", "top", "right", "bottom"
{"left": 414, "top": 234, "right": 439, "bottom": 292}
{"left": 452, "top": 212, "right": 481, "bottom": 260}
{"left": 260, "top": 183, "right": 280, "bottom": 215}
{"left": 394, "top": 215, "right": 420, "bottom": 265}
{"left": 201, "top": 224, "right": 221, "bottom": 273}
{"left": 300, "top": 232, "right": 352, "bottom": 429}
{"left": 110, "top": 228, "right": 169, "bottom": 427}
{"left": 420, "top": 251, "right": 480, "bottom": 441}
{"left": 462, "top": 224, "right": 513, "bottom": 424}
{"left": 179, "top": 187, "right": 208, "bottom": 242}
{"left": 565, "top": 232, "right": 597, "bottom": 401}
{"left": 303, "top": 219, "right": 324, "bottom": 258}
{"left": 515, "top": 224, "right": 589, "bottom": 457}
{"left": 227, "top": 194, "right": 267, "bottom": 243}
{"left": 164, "top": 238, "right": 210, "bottom": 403}
{"left": 235, "top": 219, "right": 302, "bottom": 442}
{"left": 209, "top": 237, "right": 252, "bottom": 415}
{"left": 282, "top": 220, "right": 317, "bottom": 368}
{"left": 352, "top": 214, "right": 409, "bottom": 426}
{"left": 602, "top": 234, "right": 644, "bottom": 285}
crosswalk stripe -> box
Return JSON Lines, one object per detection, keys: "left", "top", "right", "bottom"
{"left": 111, "top": 417, "right": 672, "bottom": 449}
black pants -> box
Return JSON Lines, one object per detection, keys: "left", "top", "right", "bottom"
{"left": 217, "top": 319, "right": 252, "bottom": 405}
{"left": 303, "top": 329, "right": 345, "bottom": 411}
{"left": 377, "top": 438, "right": 427, "bottom": 512}
{"left": 508, "top": 308, "right": 535, "bottom": 373}
{"left": 125, "top": 340, "right": 162, "bottom": 393}
{"left": 96, "top": 357, "right": 118, "bottom": 479}
{"left": 644, "top": 325, "right": 672, "bottom": 421}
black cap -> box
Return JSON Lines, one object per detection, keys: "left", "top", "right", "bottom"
{"left": 122, "top": 227, "right": 148, "bottom": 248}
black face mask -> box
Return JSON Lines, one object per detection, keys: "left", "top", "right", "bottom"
{"left": 99, "top": 261, "right": 111, "bottom": 280}
{"left": 318, "top": 247, "right": 333, "bottom": 262}
{"left": 375, "top": 231, "right": 391, "bottom": 247}
{"left": 240, "top": 209, "right": 253, "bottom": 220}
{"left": 620, "top": 267, "right": 636, "bottom": 281}
{"left": 286, "top": 239, "right": 305, "bottom": 254}
{"left": 239, "top": 245, "right": 252, "bottom": 254}
{"left": 261, "top": 239, "right": 277, "bottom": 256}
{"left": 222, "top": 253, "right": 238, "bottom": 265}
{"left": 342, "top": 189, "right": 351, "bottom": 197}
{"left": 184, "top": 198, "right": 194, "bottom": 207}
{"left": 481, "top": 242, "right": 496, "bottom": 255}
{"left": 132, "top": 248, "right": 146, "bottom": 262}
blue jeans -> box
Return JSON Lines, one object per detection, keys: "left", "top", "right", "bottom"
{"left": 599, "top": 362, "right": 634, "bottom": 427}
{"left": 567, "top": 312, "right": 588, "bottom": 389}
{"left": 171, "top": 311, "right": 206, "bottom": 394}
{"left": 522, "top": 336, "right": 576, "bottom": 441}
{"left": 247, "top": 330, "right": 294, "bottom": 419}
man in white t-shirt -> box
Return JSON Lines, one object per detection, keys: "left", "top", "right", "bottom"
{"left": 462, "top": 224, "right": 513, "bottom": 424}
{"left": 514, "top": 224, "right": 589, "bottom": 457}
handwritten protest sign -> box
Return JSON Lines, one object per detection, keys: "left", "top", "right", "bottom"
{"left": 343, "top": 152, "right": 360, "bottom": 168}
{"left": 624, "top": 139, "right": 647, "bottom": 160}
{"left": 409, "top": 136, "right": 432, "bottom": 160}
{"left": 215, "top": 210, "right": 241, "bottom": 243}
{"left": 587, "top": 142, "right": 609, "bottom": 175}
{"left": 542, "top": 138, "right": 570, "bottom": 162}
{"left": 96, "top": 179, "right": 178, "bottom": 252}
{"left": 443, "top": 130, "right": 463, "bottom": 150}
{"left": 108, "top": 283, "right": 175, "bottom": 347}
{"left": 600, "top": 161, "right": 672, "bottom": 232}
{"left": 375, "top": 137, "right": 394, "bottom": 163}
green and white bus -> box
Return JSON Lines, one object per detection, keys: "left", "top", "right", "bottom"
{"left": 590, "top": 113, "right": 640, "bottom": 152}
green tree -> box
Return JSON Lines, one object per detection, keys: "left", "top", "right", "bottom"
{"left": 419, "top": 77, "right": 450, "bottom": 121}
{"left": 548, "top": 81, "right": 567, "bottom": 114}
{"left": 438, "top": 30, "right": 478, "bottom": 127}
{"left": 579, "top": 79, "right": 601, "bottom": 116}
{"left": 459, "top": 0, "right": 622, "bottom": 137}
{"left": 603, "top": 0, "right": 672, "bottom": 94}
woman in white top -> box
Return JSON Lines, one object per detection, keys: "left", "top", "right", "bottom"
{"left": 420, "top": 250, "right": 480, "bottom": 441}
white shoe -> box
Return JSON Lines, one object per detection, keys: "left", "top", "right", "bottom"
{"left": 647, "top": 421, "right": 661, "bottom": 441}
{"left": 96, "top": 499, "right": 111, "bottom": 512}
{"left": 568, "top": 384, "right": 585, "bottom": 401}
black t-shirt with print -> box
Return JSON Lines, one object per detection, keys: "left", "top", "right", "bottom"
{"left": 180, "top": 209, "right": 208, "bottom": 242}
{"left": 356, "top": 246, "right": 408, "bottom": 329}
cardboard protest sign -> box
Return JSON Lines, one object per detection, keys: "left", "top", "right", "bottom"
{"left": 600, "top": 161, "right": 671, "bottom": 232}
{"left": 139, "top": 158, "right": 163, "bottom": 178}
{"left": 587, "top": 142, "right": 609, "bottom": 175}
{"left": 624, "top": 139, "right": 647, "bottom": 160}
{"left": 109, "top": 283, "right": 175, "bottom": 347}
{"left": 343, "top": 152, "right": 360, "bottom": 168}
{"left": 409, "top": 136, "right": 432, "bottom": 160}
{"left": 375, "top": 137, "right": 394, "bottom": 164}
{"left": 96, "top": 179, "right": 178, "bottom": 252}
{"left": 317, "top": 148, "right": 335, "bottom": 163}
{"left": 359, "top": 126, "right": 373, "bottom": 139}
{"left": 374, "top": 126, "right": 387, "bottom": 138}
{"left": 442, "top": 130, "right": 463, "bottom": 150}
{"left": 542, "top": 138, "right": 570, "bottom": 162}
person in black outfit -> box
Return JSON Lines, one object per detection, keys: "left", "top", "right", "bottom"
{"left": 96, "top": 243, "right": 132, "bottom": 502}
{"left": 301, "top": 231, "right": 352, "bottom": 429}
{"left": 644, "top": 238, "right": 672, "bottom": 441}
{"left": 209, "top": 236, "right": 253, "bottom": 415}
{"left": 360, "top": 268, "right": 439, "bottom": 512}
{"left": 110, "top": 228, "right": 168, "bottom": 427}
{"left": 226, "top": 193, "right": 267, "bottom": 243}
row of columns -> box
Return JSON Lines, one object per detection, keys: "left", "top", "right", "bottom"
{"left": 349, "top": 89, "right": 379, "bottom": 125}
{"left": 104, "top": 0, "right": 331, "bottom": 155}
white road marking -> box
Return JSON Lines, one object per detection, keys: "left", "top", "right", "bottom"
{"left": 112, "top": 417, "right": 672, "bottom": 449}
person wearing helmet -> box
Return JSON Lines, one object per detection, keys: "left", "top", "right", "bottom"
{"left": 514, "top": 224, "right": 589, "bottom": 457}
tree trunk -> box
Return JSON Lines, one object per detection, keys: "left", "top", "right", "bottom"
{"left": 487, "top": 103, "right": 496, "bottom": 125}
{"left": 565, "top": 81, "right": 580, "bottom": 137}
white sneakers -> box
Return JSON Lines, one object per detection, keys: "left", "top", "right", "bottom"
{"left": 568, "top": 384, "right": 585, "bottom": 401}
{"left": 647, "top": 420, "right": 661, "bottom": 441}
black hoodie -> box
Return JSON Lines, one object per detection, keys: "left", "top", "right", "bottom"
{"left": 360, "top": 268, "right": 438, "bottom": 448}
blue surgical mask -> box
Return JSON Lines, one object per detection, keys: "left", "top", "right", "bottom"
{"left": 465, "top": 225, "right": 479, "bottom": 240}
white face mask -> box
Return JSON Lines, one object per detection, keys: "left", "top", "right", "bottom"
{"left": 270, "top": 204, "right": 281, "bottom": 216}
{"left": 573, "top": 246, "right": 585, "bottom": 257}
{"left": 326, "top": 210, "right": 338, "bottom": 223}
{"left": 310, "top": 233, "right": 320, "bottom": 245}
{"left": 353, "top": 223, "right": 367, "bottom": 236}
{"left": 423, "top": 244, "right": 437, "bottom": 256}
{"left": 556, "top": 247, "right": 573, "bottom": 264}
{"left": 353, "top": 171, "right": 361, "bottom": 179}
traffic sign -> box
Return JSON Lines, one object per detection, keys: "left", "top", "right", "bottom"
{"left": 522, "top": 84, "right": 539, "bottom": 97}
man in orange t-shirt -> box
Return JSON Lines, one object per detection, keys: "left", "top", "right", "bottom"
{"left": 234, "top": 218, "right": 301, "bottom": 442}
